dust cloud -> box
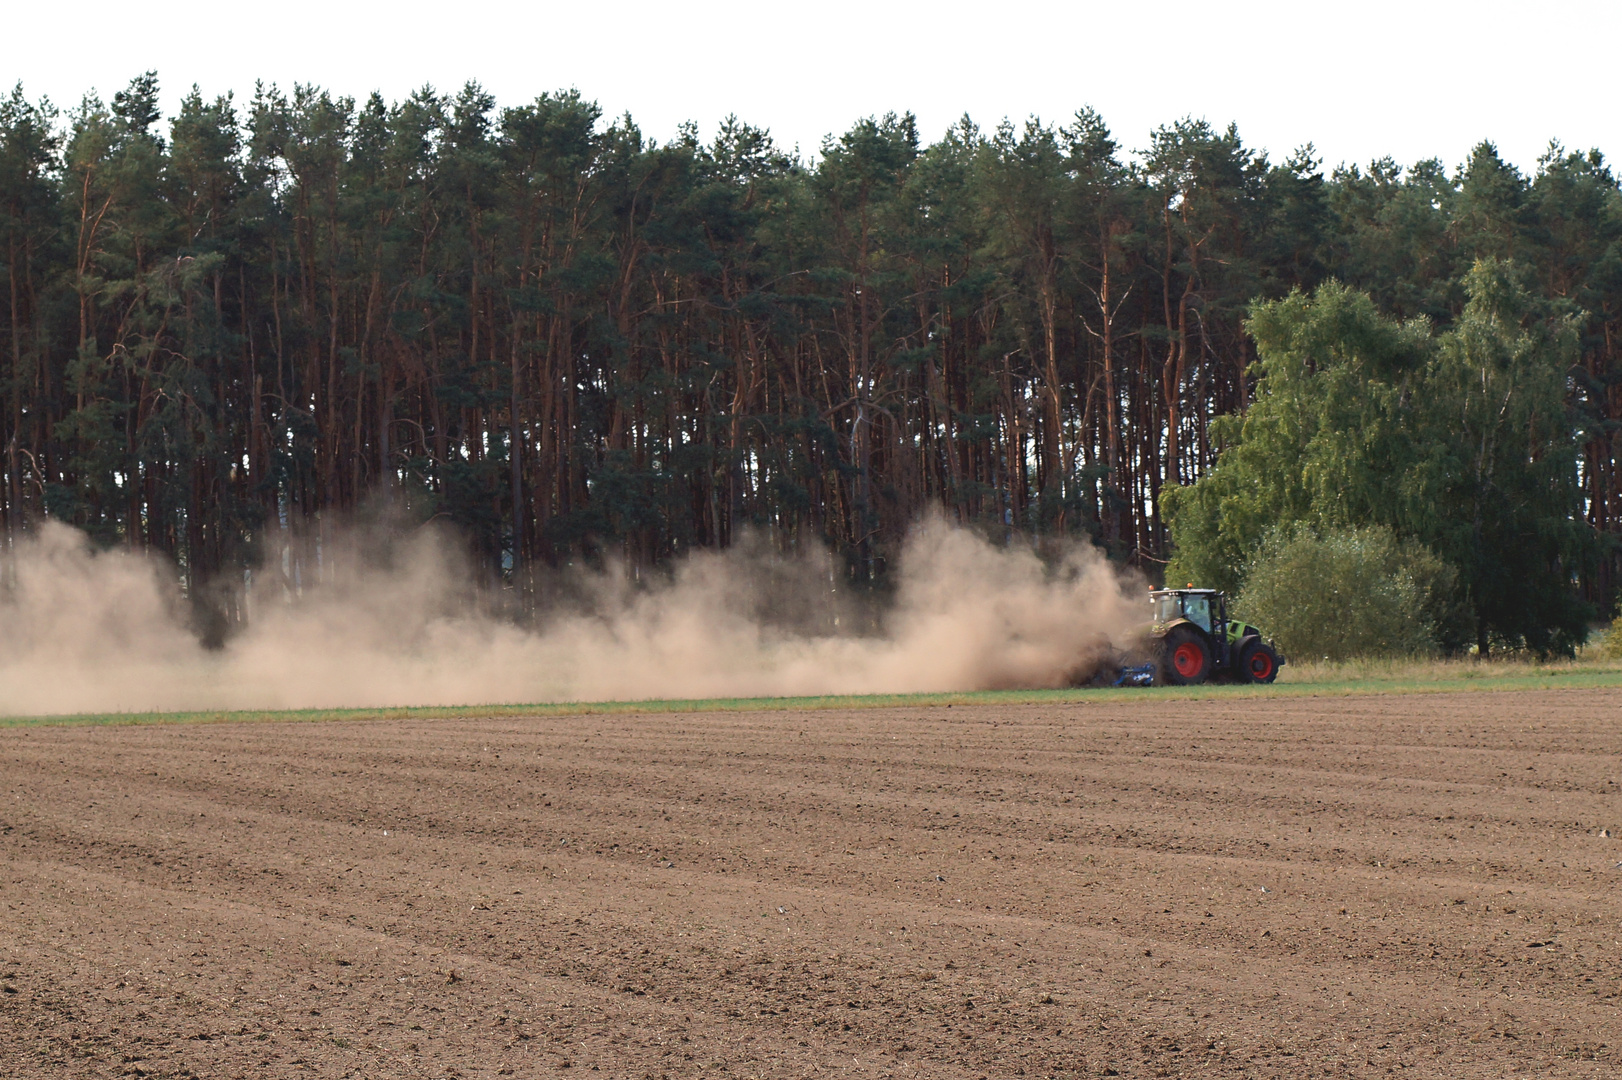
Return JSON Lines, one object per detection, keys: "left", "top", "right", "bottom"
{"left": 0, "top": 518, "right": 1149, "bottom": 716}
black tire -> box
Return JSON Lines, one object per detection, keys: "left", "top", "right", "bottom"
{"left": 1156, "top": 626, "right": 1211, "bottom": 686}
{"left": 1238, "top": 639, "right": 1281, "bottom": 684}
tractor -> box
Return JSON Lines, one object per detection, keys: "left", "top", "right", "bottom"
{"left": 1146, "top": 588, "right": 1284, "bottom": 685}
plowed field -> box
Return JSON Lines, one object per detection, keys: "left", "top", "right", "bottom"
{"left": 3, "top": 688, "right": 1621, "bottom": 1078}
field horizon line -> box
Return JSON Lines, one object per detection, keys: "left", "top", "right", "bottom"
{"left": 4, "top": 660, "right": 1620, "bottom": 729}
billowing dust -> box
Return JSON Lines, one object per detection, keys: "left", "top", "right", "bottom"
{"left": 0, "top": 519, "right": 1146, "bottom": 715}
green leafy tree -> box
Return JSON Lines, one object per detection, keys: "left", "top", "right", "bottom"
{"left": 1233, "top": 524, "right": 1463, "bottom": 661}
{"left": 1414, "top": 260, "right": 1593, "bottom": 653}
{"left": 1162, "top": 281, "right": 1430, "bottom": 592}
{"left": 1166, "top": 263, "right": 1594, "bottom": 653}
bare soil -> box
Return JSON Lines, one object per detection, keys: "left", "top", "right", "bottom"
{"left": 3, "top": 688, "right": 1621, "bottom": 1078}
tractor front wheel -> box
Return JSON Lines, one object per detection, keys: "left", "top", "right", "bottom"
{"left": 1239, "top": 639, "right": 1281, "bottom": 684}
{"left": 1157, "top": 627, "right": 1211, "bottom": 686}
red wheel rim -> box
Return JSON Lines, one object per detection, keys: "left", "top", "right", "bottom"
{"left": 1249, "top": 651, "right": 1275, "bottom": 680}
{"left": 1173, "top": 642, "right": 1203, "bottom": 678}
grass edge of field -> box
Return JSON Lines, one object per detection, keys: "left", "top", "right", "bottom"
{"left": 5, "top": 660, "right": 1621, "bottom": 729}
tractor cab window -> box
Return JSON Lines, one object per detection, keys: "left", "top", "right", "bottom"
{"left": 1184, "top": 594, "right": 1213, "bottom": 633}
{"left": 1152, "top": 595, "right": 1180, "bottom": 624}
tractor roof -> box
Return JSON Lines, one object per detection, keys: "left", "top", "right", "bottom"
{"left": 1149, "top": 588, "right": 1220, "bottom": 597}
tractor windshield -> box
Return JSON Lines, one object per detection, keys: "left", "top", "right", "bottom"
{"left": 1184, "top": 594, "right": 1212, "bottom": 633}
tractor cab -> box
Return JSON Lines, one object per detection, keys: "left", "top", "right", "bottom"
{"left": 1151, "top": 588, "right": 1222, "bottom": 636}
{"left": 1145, "top": 587, "right": 1283, "bottom": 686}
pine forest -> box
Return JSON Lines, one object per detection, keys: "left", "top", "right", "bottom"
{"left": 1, "top": 74, "right": 1617, "bottom": 647}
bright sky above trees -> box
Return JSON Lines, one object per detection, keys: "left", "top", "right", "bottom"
{"left": 13, "top": 0, "right": 1618, "bottom": 171}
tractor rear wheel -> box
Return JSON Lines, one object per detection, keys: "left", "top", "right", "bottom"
{"left": 1239, "top": 639, "right": 1281, "bottom": 684}
{"left": 1157, "top": 627, "right": 1211, "bottom": 685}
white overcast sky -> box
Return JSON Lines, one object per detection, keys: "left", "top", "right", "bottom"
{"left": 8, "top": 0, "right": 1617, "bottom": 175}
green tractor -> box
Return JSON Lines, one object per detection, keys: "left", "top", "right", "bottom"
{"left": 1147, "top": 588, "right": 1284, "bottom": 685}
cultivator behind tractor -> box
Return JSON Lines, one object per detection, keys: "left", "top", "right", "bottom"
{"left": 1139, "top": 588, "right": 1285, "bottom": 686}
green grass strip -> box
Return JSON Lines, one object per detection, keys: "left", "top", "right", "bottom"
{"left": 3, "top": 660, "right": 1620, "bottom": 729}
